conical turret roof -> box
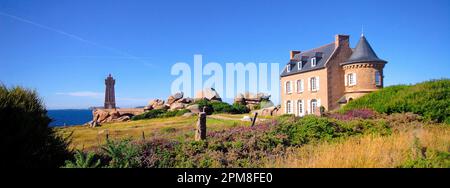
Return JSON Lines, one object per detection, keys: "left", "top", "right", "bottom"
{"left": 342, "top": 35, "right": 386, "bottom": 65}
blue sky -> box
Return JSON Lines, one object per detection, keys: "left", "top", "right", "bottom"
{"left": 0, "top": 0, "right": 449, "bottom": 109}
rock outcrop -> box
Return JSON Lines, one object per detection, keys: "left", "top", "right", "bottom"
{"left": 145, "top": 99, "right": 166, "bottom": 110}
{"left": 167, "top": 92, "right": 184, "bottom": 105}
{"left": 195, "top": 88, "right": 222, "bottom": 101}
{"left": 234, "top": 92, "right": 274, "bottom": 110}
{"left": 90, "top": 109, "right": 133, "bottom": 126}
{"left": 257, "top": 105, "right": 282, "bottom": 116}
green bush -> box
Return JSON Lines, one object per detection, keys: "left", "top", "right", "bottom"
{"left": 341, "top": 79, "right": 450, "bottom": 124}
{"left": 132, "top": 109, "right": 189, "bottom": 120}
{"left": 64, "top": 150, "right": 101, "bottom": 168}
{"left": 273, "top": 116, "right": 344, "bottom": 146}
{"left": 231, "top": 103, "right": 250, "bottom": 114}
{"left": 132, "top": 109, "right": 167, "bottom": 120}
{"left": 194, "top": 99, "right": 249, "bottom": 114}
{"left": 159, "top": 109, "right": 189, "bottom": 118}
{"left": 102, "top": 139, "right": 140, "bottom": 168}
{"left": 211, "top": 101, "right": 235, "bottom": 113}
{"left": 0, "top": 85, "right": 71, "bottom": 168}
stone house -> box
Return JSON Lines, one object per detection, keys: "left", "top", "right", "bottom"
{"left": 279, "top": 34, "right": 387, "bottom": 116}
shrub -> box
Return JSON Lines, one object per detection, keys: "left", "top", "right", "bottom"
{"left": 210, "top": 101, "right": 235, "bottom": 114}
{"left": 273, "top": 116, "right": 344, "bottom": 146}
{"left": 132, "top": 109, "right": 167, "bottom": 120}
{"left": 194, "top": 99, "right": 213, "bottom": 114}
{"left": 341, "top": 79, "right": 450, "bottom": 124}
{"left": 159, "top": 109, "right": 189, "bottom": 118}
{"left": 194, "top": 99, "right": 249, "bottom": 114}
{"left": 102, "top": 139, "right": 140, "bottom": 168}
{"left": 138, "top": 138, "right": 178, "bottom": 168}
{"left": 329, "top": 109, "right": 376, "bottom": 120}
{"left": 0, "top": 85, "right": 71, "bottom": 168}
{"left": 231, "top": 103, "right": 250, "bottom": 114}
{"left": 64, "top": 150, "right": 101, "bottom": 168}
{"left": 132, "top": 109, "right": 189, "bottom": 120}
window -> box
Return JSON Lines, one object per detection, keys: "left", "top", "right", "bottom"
{"left": 298, "top": 100, "right": 304, "bottom": 116}
{"left": 310, "top": 77, "right": 318, "bottom": 91}
{"left": 298, "top": 62, "right": 302, "bottom": 70}
{"left": 286, "top": 81, "right": 292, "bottom": 94}
{"left": 286, "top": 65, "right": 291, "bottom": 72}
{"left": 347, "top": 73, "right": 356, "bottom": 86}
{"left": 311, "top": 57, "right": 317, "bottom": 67}
{"left": 311, "top": 99, "right": 318, "bottom": 114}
{"left": 286, "top": 100, "right": 292, "bottom": 114}
{"left": 375, "top": 71, "right": 381, "bottom": 86}
{"left": 297, "top": 79, "right": 304, "bottom": 93}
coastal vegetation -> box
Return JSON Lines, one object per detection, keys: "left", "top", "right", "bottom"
{"left": 1, "top": 79, "right": 448, "bottom": 168}
{"left": 341, "top": 79, "right": 450, "bottom": 124}
{"left": 0, "top": 85, "right": 71, "bottom": 168}
{"left": 60, "top": 79, "right": 449, "bottom": 168}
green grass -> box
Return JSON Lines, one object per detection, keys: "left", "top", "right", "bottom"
{"left": 341, "top": 79, "right": 450, "bottom": 124}
{"left": 56, "top": 114, "right": 251, "bottom": 150}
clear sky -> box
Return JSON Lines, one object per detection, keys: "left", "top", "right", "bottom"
{"left": 1, "top": 0, "right": 449, "bottom": 109}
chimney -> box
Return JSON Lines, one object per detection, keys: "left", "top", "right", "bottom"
{"left": 335, "top": 34, "right": 350, "bottom": 48}
{"left": 290, "top": 50, "right": 301, "bottom": 60}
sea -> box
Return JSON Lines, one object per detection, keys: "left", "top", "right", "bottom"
{"left": 47, "top": 109, "right": 93, "bottom": 127}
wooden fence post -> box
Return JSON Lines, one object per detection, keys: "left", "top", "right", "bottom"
{"left": 251, "top": 112, "right": 258, "bottom": 127}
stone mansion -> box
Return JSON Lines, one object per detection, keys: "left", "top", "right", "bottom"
{"left": 280, "top": 34, "right": 387, "bottom": 116}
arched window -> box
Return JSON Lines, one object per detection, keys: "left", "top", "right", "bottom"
{"left": 298, "top": 100, "right": 304, "bottom": 116}
{"left": 375, "top": 71, "right": 381, "bottom": 86}
{"left": 286, "top": 100, "right": 292, "bottom": 114}
{"left": 286, "top": 81, "right": 292, "bottom": 94}
{"left": 311, "top": 99, "right": 318, "bottom": 114}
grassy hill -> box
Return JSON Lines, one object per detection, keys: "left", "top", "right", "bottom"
{"left": 341, "top": 79, "right": 450, "bottom": 124}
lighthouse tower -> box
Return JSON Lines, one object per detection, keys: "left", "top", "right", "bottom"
{"left": 104, "top": 74, "right": 116, "bottom": 109}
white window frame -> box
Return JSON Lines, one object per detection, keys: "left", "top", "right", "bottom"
{"left": 347, "top": 73, "right": 356, "bottom": 86}
{"left": 298, "top": 100, "right": 305, "bottom": 116}
{"left": 310, "top": 77, "right": 318, "bottom": 91}
{"left": 296, "top": 79, "right": 304, "bottom": 93}
{"left": 298, "top": 61, "right": 302, "bottom": 70}
{"left": 375, "top": 71, "right": 381, "bottom": 86}
{"left": 311, "top": 57, "right": 317, "bottom": 67}
{"left": 286, "top": 65, "right": 291, "bottom": 73}
{"left": 286, "top": 100, "right": 292, "bottom": 114}
{"left": 286, "top": 81, "right": 292, "bottom": 94}
{"left": 311, "top": 99, "right": 318, "bottom": 114}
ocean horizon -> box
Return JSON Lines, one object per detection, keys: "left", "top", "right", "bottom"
{"left": 47, "top": 109, "right": 92, "bottom": 127}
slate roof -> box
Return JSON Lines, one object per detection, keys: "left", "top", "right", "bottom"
{"left": 280, "top": 42, "right": 336, "bottom": 77}
{"left": 341, "top": 35, "right": 387, "bottom": 65}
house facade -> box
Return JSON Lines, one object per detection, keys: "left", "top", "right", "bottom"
{"left": 280, "top": 34, "right": 387, "bottom": 116}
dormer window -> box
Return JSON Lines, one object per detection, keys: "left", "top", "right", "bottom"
{"left": 286, "top": 65, "right": 291, "bottom": 72}
{"left": 311, "top": 57, "right": 317, "bottom": 67}
{"left": 297, "top": 61, "right": 302, "bottom": 70}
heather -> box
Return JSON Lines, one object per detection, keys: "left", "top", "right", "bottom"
{"left": 64, "top": 114, "right": 399, "bottom": 168}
